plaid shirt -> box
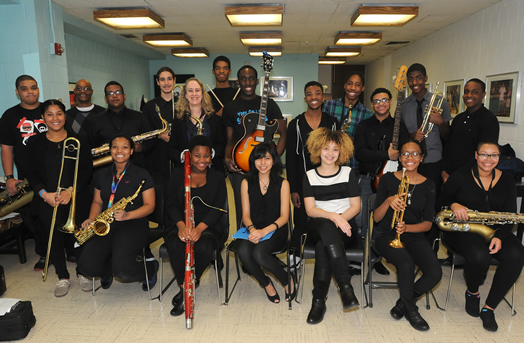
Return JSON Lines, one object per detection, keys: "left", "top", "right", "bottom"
{"left": 323, "top": 98, "right": 373, "bottom": 169}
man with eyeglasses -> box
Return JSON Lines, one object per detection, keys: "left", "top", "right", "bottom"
{"left": 66, "top": 79, "right": 104, "bottom": 140}
{"left": 84, "top": 81, "right": 152, "bottom": 167}
{"left": 354, "top": 87, "right": 409, "bottom": 275}
{"left": 0, "top": 75, "right": 49, "bottom": 270}
{"left": 442, "top": 78, "right": 499, "bottom": 183}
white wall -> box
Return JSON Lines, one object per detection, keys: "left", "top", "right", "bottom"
{"left": 365, "top": 0, "right": 524, "bottom": 158}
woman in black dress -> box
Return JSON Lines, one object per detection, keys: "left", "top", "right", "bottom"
{"left": 164, "top": 135, "right": 228, "bottom": 316}
{"left": 236, "top": 143, "right": 293, "bottom": 304}
{"left": 439, "top": 139, "right": 524, "bottom": 332}
{"left": 374, "top": 140, "right": 441, "bottom": 331}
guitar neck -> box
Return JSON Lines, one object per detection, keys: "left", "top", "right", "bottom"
{"left": 258, "top": 70, "right": 271, "bottom": 128}
{"left": 391, "top": 90, "right": 405, "bottom": 150}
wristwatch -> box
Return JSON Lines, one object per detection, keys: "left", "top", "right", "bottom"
{"left": 4, "top": 175, "right": 14, "bottom": 181}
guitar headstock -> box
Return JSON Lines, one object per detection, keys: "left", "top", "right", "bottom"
{"left": 394, "top": 65, "right": 408, "bottom": 92}
{"left": 262, "top": 51, "right": 274, "bottom": 73}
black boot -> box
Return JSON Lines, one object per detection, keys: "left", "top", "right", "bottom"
{"left": 390, "top": 298, "right": 405, "bottom": 320}
{"left": 170, "top": 287, "right": 184, "bottom": 317}
{"left": 465, "top": 290, "right": 480, "bottom": 317}
{"left": 401, "top": 296, "right": 430, "bottom": 331}
{"left": 307, "top": 298, "right": 326, "bottom": 324}
{"left": 326, "top": 243, "right": 359, "bottom": 310}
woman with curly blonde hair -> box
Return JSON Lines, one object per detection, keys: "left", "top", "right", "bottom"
{"left": 169, "top": 77, "right": 226, "bottom": 171}
{"left": 302, "top": 128, "right": 361, "bottom": 324}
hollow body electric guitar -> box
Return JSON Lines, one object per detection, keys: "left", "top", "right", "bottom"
{"left": 371, "top": 65, "right": 408, "bottom": 192}
{"left": 233, "top": 52, "right": 278, "bottom": 172}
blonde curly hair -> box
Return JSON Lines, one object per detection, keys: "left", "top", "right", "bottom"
{"left": 306, "top": 128, "right": 354, "bottom": 165}
{"left": 175, "top": 77, "right": 214, "bottom": 119}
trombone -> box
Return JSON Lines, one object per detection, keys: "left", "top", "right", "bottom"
{"left": 389, "top": 168, "right": 409, "bottom": 249}
{"left": 419, "top": 82, "right": 444, "bottom": 139}
{"left": 42, "top": 137, "right": 81, "bottom": 281}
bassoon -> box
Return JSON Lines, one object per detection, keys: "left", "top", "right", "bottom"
{"left": 183, "top": 149, "right": 195, "bottom": 329}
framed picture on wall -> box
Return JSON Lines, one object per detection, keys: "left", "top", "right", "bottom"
{"left": 425, "top": 83, "right": 433, "bottom": 93}
{"left": 260, "top": 76, "right": 293, "bottom": 101}
{"left": 444, "top": 80, "right": 464, "bottom": 117}
{"left": 485, "top": 71, "right": 521, "bottom": 123}
{"left": 229, "top": 79, "right": 239, "bottom": 89}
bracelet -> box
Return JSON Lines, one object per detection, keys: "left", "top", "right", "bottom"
{"left": 272, "top": 222, "right": 279, "bottom": 230}
{"left": 247, "top": 224, "right": 255, "bottom": 231}
{"left": 39, "top": 189, "right": 46, "bottom": 198}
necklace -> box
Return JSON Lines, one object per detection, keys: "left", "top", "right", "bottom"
{"left": 406, "top": 174, "right": 418, "bottom": 205}
{"left": 259, "top": 178, "right": 270, "bottom": 191}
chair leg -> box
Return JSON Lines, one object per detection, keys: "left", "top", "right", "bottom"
{"left": 286, "top": 248, "right": 292, "bottom": 310}
{"left": 443, "top": 263, "right": 455, "bottom": 311}
{"left": 214, "top": 258, "right": 222, "bottom": 305}
{"left": 224, "top": 244, "right": 241, "bottom": 305}
{"left": 159, "top": 256, "right": 164, "bottom": 302}
{"left": 143, "top": 248, "right": 152, "bottom": 300}
{"left": 425, "top": 292, "right": 430, "bottom": 310}
{"left": 511, "top": 283, "right": 517, "bottom": 316}
{"left": 296, "top": 234, "right": 307, "bottom": 304}
{"left": 92, "top": 277, "right": 95, "bottom": 296}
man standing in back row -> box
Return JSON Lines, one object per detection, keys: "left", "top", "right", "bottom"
{"left": 66, "top": 79, "right": 105, "bottom": 141}
{"left": 207, "top": 56, "right": 238, "bottom": 116}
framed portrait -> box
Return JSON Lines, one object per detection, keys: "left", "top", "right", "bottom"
{"left": 444, "top": 80, "right": 464, "bottom": 117}
{"left": 485, "top": 71, "right": 521, "bottom": 123}
{"left": 229, "top": 79, "right": 239, "bottom": 89}
{"left": 260, "top": 76, "right": 293, "bottom": 101}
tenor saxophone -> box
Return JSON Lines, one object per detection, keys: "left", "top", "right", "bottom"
{"left": 75, "top": 180, "right": 145, "bottom": 245}
{"left": 0, "top": 179, "right": 33, "bottom": 218}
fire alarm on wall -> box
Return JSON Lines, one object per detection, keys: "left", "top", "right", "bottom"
{"left": 51, "top": 43, "right": 64, "bottom": 56}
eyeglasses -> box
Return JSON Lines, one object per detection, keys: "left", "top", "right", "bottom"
{"left": 477, "top": 153, "right": 500, "bottom": 160}
{"left": 372, "top": 98, "right": 390, "bottom": 105}
{"left": 106, "top": 90, "right": 123, "bottom": 96}
{"left": 400, "top": 151, "right": 421, "bottom": 159}
{"left": 75, "top": 87, "right": 92, "bottom": 91}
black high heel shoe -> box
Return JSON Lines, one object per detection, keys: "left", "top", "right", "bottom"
{"left": 285, "top": 272, "right": 297, "bottom": 302}
{"left": 264, "top": 279, "right": 280, "bottom": 303}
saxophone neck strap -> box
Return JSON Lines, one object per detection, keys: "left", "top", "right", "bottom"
{"left": 108, "top": 162, "right": 130, "bottom": 208}
{"left": 472, "top": 166, "right": 495, "bottom": 211}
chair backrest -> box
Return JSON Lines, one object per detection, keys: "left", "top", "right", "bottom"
{"left": 367, "top": 193, "right": 376, "bottom": 242}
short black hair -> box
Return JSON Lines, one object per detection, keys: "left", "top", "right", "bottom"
{"left": 370, "top": 87, "right": 392, "bottom": 102}
{"left": 104, "top": 81, "right": 124, "bottom": 96}
{"left": 189, "top": 135, "right": 213, "bottom": 153}
{"left": 213, "top": 56, "right": 231, "bottom": 70}
{"left": 41, "top": 99, "right": 65, "bottom": 114}
{"left": 16, "top": 75, "right": 37, "bottom": 89}
{"left": 477, "top": 139, "right": 500, "bottom": 152}
{"left": 466, "top": 78, "right": 486, "bottom": 93}
{"left": 407, "top": 63, "right": 427, "bottom": 77}
{"left": 344, "top": 71, "right": 365, "bottom": 86}
{"left": 304, "top": 81, "right": 323, "bottom": 94}
{"left": 156, "top": 66, "right": 175, "bottom": 79}
{"left": 110, "top": 134, "right": 135, "bottom": 151}
{"left": 237, "top": 65, "right": 258, "bottom": 79}
{"left": 246, "top": 143, "right": 282, "bottom": 182}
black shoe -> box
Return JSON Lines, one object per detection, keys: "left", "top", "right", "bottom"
{"left": 66, "top": 255, "right": 77, "bottom": 263}
{"left": 373, "top": 261, "right": 390, "bottom": 275}
{"left": 101, "top": 275, "right": 113, "bottom": 289}
{"left": 465, "top": 291, "right": 480, "bottom": 317}
{"left": 264, "top": 279, "right": 280, "bottom": 304}
{"left": 172, "top": 288, "right": 183, "bottom": 307}
{"left": 143, "top": 260, "right": 159, "bottom": 291}
{"left": 480, "top": 308, "right": 498, "bottom": 332}
{"left": 390, "top": 298, "right": 405, "bottom": 320}
{"left": 403, "top": 300, "right": 430, "bottom": 332}
{"left": 170, "top": 296, "right": 185, "bottom": 317}
{"left": 307, "top": 298, "right": 326, "bottom": 325}
{"left": 285, "top": 272, "right": 297, "bottom": 302}
{"left": 34, "top": 256, "right": 48, "bottom": 271}
{"left": 339, "top": 283, "right": 359, "bottom": 310}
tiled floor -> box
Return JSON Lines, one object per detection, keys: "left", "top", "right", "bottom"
{"left": 1, "top": 235, "right": 523, "bottom": 342}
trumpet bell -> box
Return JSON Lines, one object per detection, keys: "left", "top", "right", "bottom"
{"left": 389, "top": 237, "right": 405, "bottom": 249}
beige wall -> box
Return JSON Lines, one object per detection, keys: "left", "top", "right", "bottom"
{"left": 365, "top": 0, "right": 524, "bottom": 158}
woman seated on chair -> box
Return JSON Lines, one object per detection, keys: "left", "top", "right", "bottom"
{"left": 164, "top": 135, "right": 228, "bottom": 316}
{"left": 439, "top": 139, "right": 524, "bottom": 332}
{"left": 77, "top": 134, "right": 158, "bottom": 292}
{"left": 236, "top": 143, "right": 293, "bottom": 304}
{"left": 373, "top": 139, "right": 441, "bottom": 332}
{"left": 302, "top": 128, "right": 360, "bottom": 325}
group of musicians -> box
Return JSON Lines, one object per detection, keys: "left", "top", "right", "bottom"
{"left": 1, "top": 58, "right": 523, "bottom": 332}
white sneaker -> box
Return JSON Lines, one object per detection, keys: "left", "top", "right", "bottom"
{"left": 78, "top": 274, "right": 93, "bottom": 292}
{"left": 54, "top": 279, "right": 71, "bottom": 297}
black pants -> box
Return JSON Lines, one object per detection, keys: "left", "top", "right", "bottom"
{"left": 164, "top": 229, "right": 217, "bottom": 286}
{"left": 307, "top": 218, "right": 356, "bottom": 299}
{"left": 78, "top": 222, "right": 155, "bottom": 281}
{"left": 443, "top": 231, "right": 524, "bottom": 309}
{"left": 375, "top": 232, "right": 442, "bottom": 300}
{"left": 236, "top": 226, "right": 289, "bottom": 287}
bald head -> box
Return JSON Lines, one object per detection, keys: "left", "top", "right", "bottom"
{"left": 75, "top": 79, "right": 94, "bottom": 107}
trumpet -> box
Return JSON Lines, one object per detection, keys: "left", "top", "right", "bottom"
{"left": 389, "top": 168, "right": 409, "bottom": 249}
{"left": 420, "top": 82, "right": 444, "bottom": 139}
{"left": 43, "top": 137, "right": 81, "bottom": 281}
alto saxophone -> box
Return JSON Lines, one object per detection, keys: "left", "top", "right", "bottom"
{"left": 340, "top": 104, "right": 353, "bottom": 132}
{"left": 0, "top": 179, "right": 33, "bottom": 218}
{"left": 435, "top": 209, "right": 524, "bottom": 242}
{"left": 75, "top": 180, "right": 145, "bottom": 245}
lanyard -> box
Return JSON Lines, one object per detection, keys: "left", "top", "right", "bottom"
{"left": 472, "top": 167, "right": 495, "bottom": 211}
{"left": 108, "top": 163, "right": 129, "bottom": 208}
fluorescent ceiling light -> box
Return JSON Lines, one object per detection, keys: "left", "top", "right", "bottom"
{"left": 93, "top": 9, "right": 164, "bottom": 29}
{"left": 335, "top": 32, "right": 382, "bottom": 45}
{"left": 143, "top": 34, "right": 192, "bottom": 47}
{"left": 171, "top": 48, "right": 209, "bottom": 58}
{"left": 318, "top": 57, "right": 347, "bottom": 65}
{"left": 351, "top": 5, "right": 418, "bottom": 26}
{"left": 225, "top": 5, "right": 283, "bottom": 26}
{"left": 240, "top": 32, "right": 282, "bottom": 46}
{"left": 325, "top": 47, "right": 361, "bottom": 57}
{"left": 248, "top": 47, "right": 282, "bottom": 57}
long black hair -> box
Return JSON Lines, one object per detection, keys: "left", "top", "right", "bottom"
{"left": 41, "top": 99, "right": 66, "bottom": 114}
{"left": 246, "top": 143, "right": 282, "bottom": 183}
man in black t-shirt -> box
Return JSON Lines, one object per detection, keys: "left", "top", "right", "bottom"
{"left": 207, "top": 56, "right": 238, "bottom": 116}
{"left": 0, "top": 75, "right": 48, "bottom": 269}
{"left": 223, "top": 65, "right": 287, "bottom": 230}
{"left": 65, "top": 79, "right": 104, "bottom": 141}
